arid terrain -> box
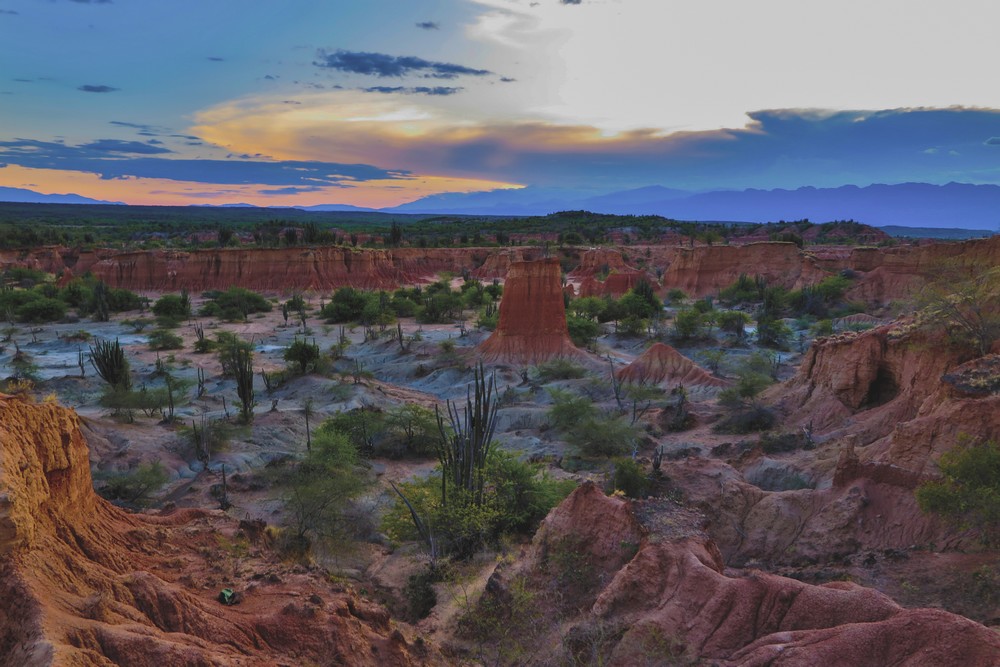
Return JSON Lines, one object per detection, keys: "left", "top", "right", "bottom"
{"left": 2, "top": 230, "right": 1000, "bottom": 666}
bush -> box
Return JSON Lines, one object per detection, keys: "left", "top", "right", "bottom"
{"left": 548, "top": 389, "right": 597, "bottom": 431}
{"left": 147, "top": 329, "right": 184, "bottom": 350}
{"left": 97, "top": 461, "right": 169, "bottom": 506}
{"left": 152, "top": 293, "right": 191, "bottom": 320}
{"left": 917, "top": 437, "right": 1000, "bottom": 545}
{"left": 536, "top": 358, "right": 586, "bottom": 382}
{"left": 611, "top": 458, "right": 649, "bottom": 498}
{"left": 383, "top": 450, "right": 575, "bottom": 557}
{"left": 567, "top": 314, "right": 599, "bottom": 347}
{"left": 16, "top": 296, "right": 66, "bottom": 323}
{"left": 673, "top": 308, "right": 704, "bottom": 339}
{"left": 284, "top": 337, "right": 321, "bottom": 375}
{"left": 199, "top": 287, "right": 271, "bottom": 320}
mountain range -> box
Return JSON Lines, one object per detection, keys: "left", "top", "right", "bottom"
{"left": 3, "top": 182, "right": 999, "bottom": 230}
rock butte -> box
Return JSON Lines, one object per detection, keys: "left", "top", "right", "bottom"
{"left": 0, "top": 396, "right": 441, "bottom": 666}
{"left": 616, "top": 342, "right": 729, "bottom": 388}
{"left": 479, "top": 258, "right": 583, "bottom": 365}
{"left": 482, "top": 483, "right": 1000, "bottom": 666}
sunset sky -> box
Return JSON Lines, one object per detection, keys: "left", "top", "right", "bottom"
{"left": 3, "top": 0, "right": 1000, "bottom": 208}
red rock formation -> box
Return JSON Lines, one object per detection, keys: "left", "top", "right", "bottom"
{"left": 616, "top": 342, "right": 729, "bottom": 388}
{"left": 470, "top": 248, "right": 530, "bottom": 281}
{"left": 661, "top": 242, "right": 828, "bottom": 297}
{"left": 479, "top": 258, "right": 582, "bottom": 364}
{"left": 482, "top": 483, "right": 1000, "bottom": 666}
{"left": 0, "top": 396, "right": 440, "bottom": 666}
{"left": 566, "top": 247, "right": 632, "bottom": 279}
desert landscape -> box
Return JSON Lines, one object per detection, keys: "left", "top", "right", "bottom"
{"left": 2, "top": 216, "right": 999, "bottom": 665}
{"left": 4, "top": 2, "right": 1000, "bottom": 664}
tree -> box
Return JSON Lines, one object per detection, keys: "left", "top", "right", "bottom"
{"left": 280, "top": 430, "right": 368, "bottom": 554}
{"left": 917, "top": 437, "right": 1000, "bottom": 545}
{"left": 284, "top": 337, "right": 320, "bottom": 375}
{"left": 919, "top": 265, "right": 1000, "bottom": 357}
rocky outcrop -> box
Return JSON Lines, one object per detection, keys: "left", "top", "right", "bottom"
{"left": 616, "top": 343, "right": 729, "bottom": 388}
{"left": 479, "top": 259, "right": 582, "bottom": 365}
{"left": 566, "top": 248, "right": 633, "bottom": 280}
{"left": 481, "top": 483, "right": 1000, "bottom": 666}
{"left": 88, "top": 247, "right": 497, "bottom": 292}
{"left": 660, "top": 242, "right": 828, "bottom": 297}
{"left": 0, "top": 396, "right": 440, "bottom": 666}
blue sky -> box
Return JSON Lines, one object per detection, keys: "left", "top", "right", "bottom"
{"left": 2, "top": 0, "right": 1000, "bottom": 207}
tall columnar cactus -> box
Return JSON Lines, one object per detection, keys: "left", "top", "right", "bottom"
{"left": 233, "top": 342, "right": 255, "bottom": 424}
{"left": 89, "top": 338, "right": 131, "bottom": 391}
{"left": 435, "top": 362, "right": 499, "bottom": 507}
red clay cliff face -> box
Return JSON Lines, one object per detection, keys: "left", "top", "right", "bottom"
{"left": 481, "top": 483, "right": 1000, "bottom": 666}
{"left": 88, "top": 246, "right": 494, "bottom": 292}
{"left": 0, "top": 396, "right": 440, "bottom": 666}
{"left": 616, "top": 342, "right": 729, "bottom": 388}
{"left": 479, "top": 258, "right": 582, "bottom": 365}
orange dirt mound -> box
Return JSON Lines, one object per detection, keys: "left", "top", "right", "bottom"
{"left": 0, "top": 396, "right": 440, "bottom": 666}
{"left": 479, "top": 258, "right": 583, "bottom": 365}
{"left": 616, "top": 342, "right": 729, "bottom": 388}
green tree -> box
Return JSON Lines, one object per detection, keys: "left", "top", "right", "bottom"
{"left": 284, "top": 337, "right": 320, "bottom": 375}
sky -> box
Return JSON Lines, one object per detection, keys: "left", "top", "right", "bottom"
{"left": 3, "top": 0, "right": 1000, "bottom": 208}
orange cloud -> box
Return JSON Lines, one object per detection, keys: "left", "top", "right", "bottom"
{"left": 0, "top": 164, "right": 520, "bottom": 209}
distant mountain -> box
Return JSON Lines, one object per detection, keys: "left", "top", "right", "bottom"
{"left": 386, "top": 186, "right": 622, "bottom": 216}
{"left": 0, "top": 186, "right": 124, "bottom": 206}
{"left": 299, "top": 203, "right": 378, "bottom": 213}
{"left": 390, "top": 182, "right": 1000, "bottom": 230}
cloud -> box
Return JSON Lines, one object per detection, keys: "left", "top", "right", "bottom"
{"left": 500, "top": 77, "right": 516, "bottom": 83}
{"left": 561, "top": 0, "right": 582, "bottom": 4}
{"left": 314, "top": 49, "right": 490, "bottom": 79}
{"left": 192, "top": 98, "right": 1000, "bottom": 191}
{"left": 257, "top": 186, "right": 325, "bottom": 195}
{"left": 415, "top": 21, "right": 439, "bottom": 30}
{"left": 78, "top": 84, "right": 118, "bottom": 93}
{"left": 207, "top": 56, "right": 225, "bottom": 62}
{"left": 0, "top": 138, "right": 410, "bottom": 186}
{"left": 985, "top": 137, "right": 1000, "bottom": 145}
{"left": 363, "top": 86, "right": 462, "bottom": 96}
{"left": 68, "top": 0, "right": 112, "bottom": 3}
{"left": 0, "top": 10, "right": 19, "bottom": 15}
{"left": 80, "top": 139, "right": 172, "bottom": 154}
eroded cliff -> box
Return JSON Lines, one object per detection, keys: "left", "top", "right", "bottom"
{"left": 0, "top": 396, "right": 440, "bottom": 666}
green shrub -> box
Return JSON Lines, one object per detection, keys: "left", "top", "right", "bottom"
{"left": 199, "top": 287, "right": 271, "bottom": 320}
{"left": 97, "top": 461, "right": 169, "bottom": 506}
{"left": 567, "top": 314, "right": 599, "bottom": 346}
{"left": 16, "top": 296, "right": 66, "bottom": 323}
{"left": 147, "top": 329, "right": 184, "bottom": 351}
{"left": 284, "top": 337, "right": 321, "bottom": 375}
{"left": 611, "top": 458, "right": 649, "bottom": 498}
{"left": 152, "top": 293, "right": 191, "bottom": 320}
{"left": 536, "top": 358, "right": 586, "bottom": 382}
{"left": 917, "top": 437, "right": 1000, "bottom": 545}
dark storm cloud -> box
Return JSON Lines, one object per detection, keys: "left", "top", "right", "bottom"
{"left": 81, "top": 139, "right": 172, "bottom": 154}
{"left": 362, "top": 85, "right": 462, "bottom": 96}
{"left": 0, "top": 138, "right": 409, "bottom": 186}
{"left": 314, "top": 49, "right": 490, "bottom": 79}
{"left": 258, "top": 186, "right": 325, "bottom": 195}
{"left": 416, "top": 21, "right": 439, "bottom": 30}
{"left": 78, "top": 84, "right": 118, "bottom": 93}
